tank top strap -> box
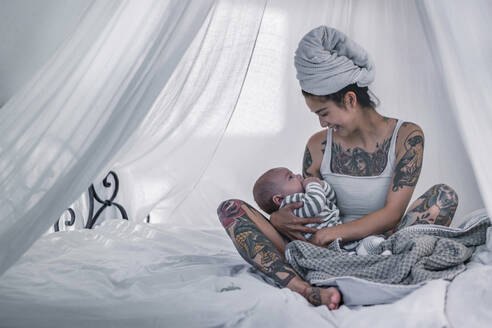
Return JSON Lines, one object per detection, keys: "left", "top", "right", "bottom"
{"left": 384, "top": 119, "right": 405, "bottom": 175}
{"left": 323, "top": 128, "right": 333, "bottom": 173}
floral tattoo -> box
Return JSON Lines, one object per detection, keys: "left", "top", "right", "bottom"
{"left": 217, "top": 200, "right": 297, "bottom": 287}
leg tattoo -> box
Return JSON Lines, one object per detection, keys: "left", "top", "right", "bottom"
{"left": 217, "top": 199, "right": 297, "bottom": 287}
{"left": 306, "top": 287, "right": 322, "bottom": 306}
{"left": 396, "top": 184, "right": 458, "bottom": 230}
{"left": 218, "top": 200, "right": 343, "bottom": 309}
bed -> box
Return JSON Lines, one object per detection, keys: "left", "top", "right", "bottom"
{"left": 0, "top": 209, "right": 490, "bottom": 328}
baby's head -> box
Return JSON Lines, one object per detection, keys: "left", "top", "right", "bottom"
{"left": 253, "top": 167, "right": 304, "bottom": 214}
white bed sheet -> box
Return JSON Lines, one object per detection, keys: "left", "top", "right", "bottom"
{"left": 0, "top": 217, "right": 490, "bottom": 328}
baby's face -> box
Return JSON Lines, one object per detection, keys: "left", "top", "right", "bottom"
{"left": 274, "top": 168, "right": 304, "bottom": 196}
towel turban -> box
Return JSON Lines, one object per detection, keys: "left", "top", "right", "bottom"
{"left": 294, "top": 26, "right": 375, "bottom": 96}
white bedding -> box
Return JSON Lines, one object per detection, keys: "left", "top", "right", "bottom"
{"left": 0, "top": 215, "right": 490, "bottom": 328}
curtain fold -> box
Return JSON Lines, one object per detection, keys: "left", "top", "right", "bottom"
{"left": 111, "top": 0, "right": 267, "bottom": 223}
{"left": 418, "top": 0, "right": 492, "bottom": 219}
{"left": 0, "top": 0, "right": 214, "bottom": 275}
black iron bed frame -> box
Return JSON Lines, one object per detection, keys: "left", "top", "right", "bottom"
{"left": 54, "top": 171, "right": 149, "bottom": 231}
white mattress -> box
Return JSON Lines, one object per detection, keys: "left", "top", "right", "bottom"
{"left": 0, "top": 216, "right": 490, "bottom": 328}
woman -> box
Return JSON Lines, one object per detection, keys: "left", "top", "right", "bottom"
{"left": 217, "top": 26, "right": 458, "bottom": 310}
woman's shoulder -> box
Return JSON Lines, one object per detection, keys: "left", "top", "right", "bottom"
{"left": 306, "top": 129, "right": 328, "bottom": 148}
{"left": 303, "top": 129, "right": 328, "bottom": 178}
{"left": 395, "top": 121, "right": 425, "bottom": 156}
{"left": 396, "top": 121, "right": 424, "bottom": 138}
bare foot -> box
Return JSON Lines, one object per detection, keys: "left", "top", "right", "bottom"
{"left": 304, "top": 286, "right": 342, "bottom": 310}
{"left": 287, "top": 277, "right": 342, "bottom": 310}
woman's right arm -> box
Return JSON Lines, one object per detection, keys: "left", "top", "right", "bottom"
{"left": 270, "top": 131, "right": 327, "bottom": 241}
{"left": 301, "top": 130, "right": 326, "bottom": 179}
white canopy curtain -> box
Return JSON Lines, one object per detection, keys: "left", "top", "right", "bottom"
{"left": 420, "top": 0, "right": 492, "bottom": 220}
{"left": 146, "top": 0, "right": 489, "bottom": 229}
{"left": 0, "top": 0, "right": 216, "bottom": 275}
{"left": 111, "top": 0, "right": 267, "bottom": 224}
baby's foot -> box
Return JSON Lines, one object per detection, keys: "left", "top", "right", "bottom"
{"left": 305, "top": 286, "right": 341, "bottom": 310}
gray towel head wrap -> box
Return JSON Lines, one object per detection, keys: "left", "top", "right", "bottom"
{"left": 294, "top": 26, "right": 375, "bottom": 96}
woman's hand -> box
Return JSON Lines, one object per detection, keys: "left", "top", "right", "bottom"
{"left": 270, "top": 202, "right": 323, "bottom": 241}
{"left": 310, "top": 227, "right": 339, "bottom": 247}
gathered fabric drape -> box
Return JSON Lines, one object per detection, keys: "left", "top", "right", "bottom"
{"left": 0, "top": 0, "right": 215, "bottom": 275}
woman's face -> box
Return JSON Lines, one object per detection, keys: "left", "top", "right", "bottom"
{"left": 304, "top": 96, "right": 352, "bottom": 135}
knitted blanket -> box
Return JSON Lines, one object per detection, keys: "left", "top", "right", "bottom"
{"left": 285, "top": 215, "right": 490, "bottom": 285}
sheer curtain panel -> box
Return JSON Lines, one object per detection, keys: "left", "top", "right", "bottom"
{"left": 112, "top": 0, "right": 267, "bottom": 224}
{"left": 419, "top": 0, "right": 492, "bottom": 218}
{"left": 0, "top": 0, "right": 214, "bottom": 275}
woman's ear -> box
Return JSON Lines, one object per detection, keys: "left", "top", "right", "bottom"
{"left": 343, "top": 91, "right": 357, "bottom": 108}
{"left": 272, "top": 194, "right": 284, "bottom": 207}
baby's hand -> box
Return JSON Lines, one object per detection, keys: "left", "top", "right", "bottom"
{"left": 302, "top": 177, "right": 323, "bottom": 188}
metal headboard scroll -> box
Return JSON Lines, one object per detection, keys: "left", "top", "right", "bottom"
{"left": 54, "top": 208, "right": 76, "bottom": 232}
{"left": 54, "top": 171, "right": 129, "bottom": 231}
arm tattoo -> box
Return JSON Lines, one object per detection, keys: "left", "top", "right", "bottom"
{"left": 303, "top": 146, "right": 313, "bottom": 178}
{"left": 218, "top": 200, "right": 297, "bottom": 287}
{"left": 392, "top": 130, "right": 424, "bottom": 191}
{"left": 395, "top": 122, "right": 409, "bottom": 145}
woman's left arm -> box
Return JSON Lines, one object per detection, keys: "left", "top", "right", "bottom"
{"left": 311, "top": 122, "right": 425, "bottom": 246}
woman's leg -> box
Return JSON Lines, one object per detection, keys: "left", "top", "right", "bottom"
{"left": 396, "top": 184, "right": 459, "bottom": 230}
{"left": 217, "top": 199, "right": 341, "bottom": 309}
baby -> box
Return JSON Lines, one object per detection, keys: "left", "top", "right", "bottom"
{"left": 253, "top": 167, "right": 341, "bottom": 240}
{"left": 253, "top": 167, "right": 389, "bottom": 255}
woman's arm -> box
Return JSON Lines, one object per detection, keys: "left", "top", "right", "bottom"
{"left": 302, "top": 130, "right": 326, "bottom": 179}
{"left": 270, "top": 131, "right": 327, "bottom": 240}
{"left": 311, "top": 122, "right": 425, "bottom": 245}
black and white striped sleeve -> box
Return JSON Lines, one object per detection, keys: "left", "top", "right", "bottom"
{"left": 322, "top": 180, "right": 337, "bottom": 204}
{"left": 287, "top": 182, "right": 327, "bottom": 217}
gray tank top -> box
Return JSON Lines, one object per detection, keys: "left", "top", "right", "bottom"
{"left": 320, "top": 119, "right": 404, "bottom": 223}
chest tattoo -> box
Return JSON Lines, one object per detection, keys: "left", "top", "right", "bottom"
{"left": 331, "top": 138, "right": 391, "bottom": 176}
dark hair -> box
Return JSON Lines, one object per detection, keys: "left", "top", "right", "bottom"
{"left": 302, "top": 83, "right": 379, "bottom": 109}
{"left": 253, "top": 168, "right": 283, "bottom": 214}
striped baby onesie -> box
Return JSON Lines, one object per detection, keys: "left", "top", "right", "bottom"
{"left": 280, "top": 181, "right": 341, "bottom": 240}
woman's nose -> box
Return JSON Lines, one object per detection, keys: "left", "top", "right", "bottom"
{"left": 319, "top": 117, "right": 328, "bottom": 127}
